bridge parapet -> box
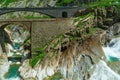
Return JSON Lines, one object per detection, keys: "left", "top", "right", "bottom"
{"left": 0, "top": 7, "right": 86, "bottom": 18}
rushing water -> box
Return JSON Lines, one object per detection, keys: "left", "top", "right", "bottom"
{"left": 90, "top": 37, "right": 120, "bottom": 80}
{"left": 90, "top": 60, "right": 120, "bottom": 80}
{"left": 4, "top": 64, "right": 21, "bottom": 80}
{"left": 102, "top": 37, "right": 120, "bottom": 61}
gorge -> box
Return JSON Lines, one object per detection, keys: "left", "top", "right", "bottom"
{"left": 0, "top": 0, "right": 120, "bottom": 80}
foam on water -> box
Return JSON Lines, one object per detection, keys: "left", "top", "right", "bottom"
{"left": 90, "top": 60, "right": 120, "bottom": 80}
{"left": 4, "top": 77, "right": 21, "bottom": 80}
{"left": 102, "top": 37, "right": 120, "bottom": 61}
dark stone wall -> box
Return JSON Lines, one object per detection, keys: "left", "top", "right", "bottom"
{"left": 31, "top": 18, "right": 73, "bottom": 51}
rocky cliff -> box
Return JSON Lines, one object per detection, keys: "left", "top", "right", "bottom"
{"left": 0, "top": 0, "right": 120, "bottom": 80}
{"left": 18, "top": 6, "right": 120, "bottom": 80}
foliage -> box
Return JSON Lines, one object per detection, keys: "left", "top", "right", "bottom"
{"left": 82, "top": 0, "right": 120, "bottom": 8}
{"left": 0, "top": 0, "right": 18, "bottom": 6}
{"left": 84, "top": 27, "right": 98, "bottom": 36}
{"left": 89, "top": 27, "right": 97, "bottom": 34}
{"left": 29, "top": 48, "right": 45, "bottom": 67}
{"left": 23, "top": 36, "right": 30, "bottom": 45}
{"left": 74, "top": 13, "right": 93, "bottom": 22}
{"left": 75, "top": 13, "right": 94, "bottom": 29}
{"left": 56, "top": 0, "right": 73, "bottom": 6}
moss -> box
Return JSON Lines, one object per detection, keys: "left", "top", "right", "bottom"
{"left": 84, "top": 27, "right": 98, "bottom": 36}
{"left": 53, "top": 35, "right": 64, "bottom": 48}
{"left": 44, "top": 72, "right": 64, "bottom": 80}
{"left": 74, "top": 13, "right": 93, "bottom": 22}
{"left": 75, "top": 13, "right": 94, "bottom": 29}
{"left": 89, "top": 27, "right": 97, "bottom": 34}
{"left": 77, "top": 21, "right": 85, "bottom": 29}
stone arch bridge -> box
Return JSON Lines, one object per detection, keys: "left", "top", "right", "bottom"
{"left": 0, "top": 7, "right": 85, "bottom": 18}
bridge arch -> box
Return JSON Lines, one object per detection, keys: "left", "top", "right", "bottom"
{"left": 0, "top": 23, "right": 31, "bottom": 60}
{"left": 0, "top": 7, "right": 84, "bottom": 18}
{"left": 0, "top": 11, "right": 53, "bottom": 18}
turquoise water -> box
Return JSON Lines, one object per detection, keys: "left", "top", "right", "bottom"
{"left": 108, "top": 56, "right": 120, "bottom": 62}
{"left": 102, "top": 37, "right": 120, "bottom": 62}
{"left": 4, "top": 64, "right": 21, "bottom": 80}
{"left": 14, "top": 43, "right": 20, "bottom": 50}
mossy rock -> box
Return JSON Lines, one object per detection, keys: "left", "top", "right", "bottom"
{"left": 24, "top": 77, "right": 37, "bottom": 80}
{"left": 44, "top": 72, "right": 64, "bottom": 80}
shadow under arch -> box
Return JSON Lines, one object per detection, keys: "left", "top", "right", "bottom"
{"left": 0, "top": 23, "right": 29, "bottom": 31}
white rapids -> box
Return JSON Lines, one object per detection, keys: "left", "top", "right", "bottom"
{"left": 90, "top": 60, "right": 120, "bottom": 80}
{"left": 102, "top": 37, "right": 120, "bottom": 61}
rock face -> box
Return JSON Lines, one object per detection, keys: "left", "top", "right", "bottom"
{"left": 19, "top": 29, "right": 106, "bottom": 80}
{"left": 110, "top": 23, "right": 120, "bottom": 35}
{"left": 0, "top": 45, "right": 10, "bottom": 80}
{"left": 19, "top": 60, "right": 37, "bottom": 80}
{"left": 89, "top": 60, "right": 120, "bottom": 80}
{"left": 105, "top": 22, "right": 120, "bottom": 44}
{"left": 95, "top": 6, "right": 119, "bottom": 29}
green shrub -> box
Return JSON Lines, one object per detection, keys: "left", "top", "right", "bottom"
{"left": 82, "top": 0, "right": 120, "bottom": 8}
{"left": 29, "top": 48, "right": 45, "bottom": 67}
{"left": 56, "top": 0, "right": 73, "bottom": 6}
{"left": 0, "top": 0, "right": 18, "bottom": 6}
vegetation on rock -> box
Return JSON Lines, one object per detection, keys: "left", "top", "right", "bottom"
{"left": 44, "top": 72, "right": 64, "bottom": 80}
{"left": 30, "top": 48, "right": 45, "bottom": 67}
{"left": 82, "top": 0, "right": 120, "bottom": 8}
{"left": 56, "top": 0, "right": 73, "bottom": 6}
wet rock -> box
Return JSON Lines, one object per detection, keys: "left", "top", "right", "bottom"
{"left": 106, "top": 22, "right": 120, "bottom": 43}
{"left": 89, "top": 60, "right": 120, "bottom": 80}
{"left": 19, "top": 60, "right": 37, "bottom": 79}
{"left": 111, "top": 23, "right": 120, "bottom": 35}
{"left": 107, "top": 62, "right": 120, "bottom": 75}
{"left": 0, "top": 46, "right": 10, "bottom": 80}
